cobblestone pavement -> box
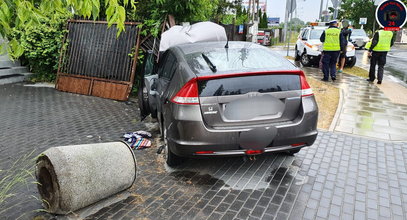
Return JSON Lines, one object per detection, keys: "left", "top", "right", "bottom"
{"left": 302, "top": 67, "right": 407, "bottom": 141}
{"left": 0, "top": 83, "right": 148, "bottom": 219}
{"left": 1, "top": 83, "right": 407, "bottom": 220}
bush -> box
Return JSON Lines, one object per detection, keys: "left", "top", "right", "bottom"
{"left": 10, "top": 13, "right": 70, "bottom": 82}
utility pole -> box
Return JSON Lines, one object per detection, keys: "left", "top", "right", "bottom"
{"left": 248, "top": 0, "right": 252, "bottom": 21}
{"left": 333, "top": 0, "right": 342, "bottom": 19}
{"left": 252, "top": 0, "right": 256, "bottom": 21}
{"left": 283, "top": 0, "right": 290, "bottom": 43}
{"left": 319, "top": 0, "right": 324, "bottom": 21}
{"left": 287, "top": 0, "right": 294, "bottom": 56}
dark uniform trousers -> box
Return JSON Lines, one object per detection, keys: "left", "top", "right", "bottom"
{"left": 322, "top": 51, "right": 340, "bottom": 80}
{"left": 369, "top": 52, "right": 387, "bottom": 82}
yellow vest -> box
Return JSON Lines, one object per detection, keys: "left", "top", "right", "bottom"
{"left": 323, "top": 28, "right": 341, "bottom": 51}
{"left": 372, "top": 30, "right": 393, "bottom": 52}
{"left": 365, "top": 41, "right": 371, "bottom": 50}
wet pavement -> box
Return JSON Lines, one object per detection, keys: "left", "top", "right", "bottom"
{"left": 355, "top": 46, "right": 407, "bottom": 83}
{"left": 303, "top": 67, "right": 407, "bottom": 141}
{"left": 1, "top": 83, "right": 407, "bottom": 220}
{"left": 273, "top": 47, "right": 407, "bottom": 141}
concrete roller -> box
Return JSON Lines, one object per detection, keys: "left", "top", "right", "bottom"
{"left": 36, "top": 142, "right": 137, "bottom": 214}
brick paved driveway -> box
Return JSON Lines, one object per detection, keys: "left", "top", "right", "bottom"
{"left": 1, "top": 83, "right": 407, "bottom": 219}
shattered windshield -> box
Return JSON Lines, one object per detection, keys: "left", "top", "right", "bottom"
{"left": 185, "top": 47, "right": 286, "bottom": 74}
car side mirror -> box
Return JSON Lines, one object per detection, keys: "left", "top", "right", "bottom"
{"left": 302, "top": 37, "right": 307, "bottom": 41}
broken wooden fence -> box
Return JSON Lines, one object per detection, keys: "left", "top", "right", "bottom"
{"left": 56, "top": 20, "right": 141, "bottom": 101}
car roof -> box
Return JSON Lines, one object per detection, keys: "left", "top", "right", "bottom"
{"left": 169, "top": 41, "right": 298, "bottom": 75}
{"left": 172, "top": 41, "right": 264, "bottom": 55}
{"left": 311, "top": 26, "right": 327, "bottom": 30}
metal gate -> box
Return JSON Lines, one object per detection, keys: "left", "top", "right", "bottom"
{"left": 56, "top": 20, "right": 141, "bottom": 101}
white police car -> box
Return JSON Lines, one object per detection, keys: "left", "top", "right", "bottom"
{"left": 295, "top": 23, "right": 356, "bottom": 67}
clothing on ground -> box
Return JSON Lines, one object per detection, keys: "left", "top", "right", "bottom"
{"left": 123, "top": 131, "right": 152, "bottom": 149}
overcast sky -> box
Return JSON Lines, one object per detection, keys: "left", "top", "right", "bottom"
{"left": 266, "top": 0, "right": 334, "bottom": 22}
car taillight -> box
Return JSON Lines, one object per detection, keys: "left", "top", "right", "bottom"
{"left": 171, "top": 79, "right": 199, "bottom": 105}
{"left": 246, "top": 150, "right": 264, "bottom": 155}
{"left": 195, "top": 151, "right": 214, "bottom": 154}
{"left": 299, "top": 71, "right": 313, "bottom": 97}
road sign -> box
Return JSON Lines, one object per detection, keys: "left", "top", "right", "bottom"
{"left": 268, "top": 17, "right": 280, "bottom": 26}
{"left": 359, "top": 18, "right": 367, "bottom": 25}
{"left": 331, "top": 0, "right": 340, "bottom": 8}
{"left": 288, "top": 0, "right": 297, "bottom": 13}
{"left": 376, "top": 0, "right": 407, "bottom": 31}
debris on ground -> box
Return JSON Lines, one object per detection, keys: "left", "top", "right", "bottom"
{"left": 123, "top": 131, "right": 152, "bottom": 149}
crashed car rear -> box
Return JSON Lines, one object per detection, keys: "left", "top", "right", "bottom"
{"left": 138, "top": 22, "right": 318, "bottom": 167}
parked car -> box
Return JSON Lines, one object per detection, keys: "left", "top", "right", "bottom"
{"left": 139, "top": 41, "right": 318, "bottom": 166}
{"left": 349, "top": 29, "right": 369, "bottom": 49}
{"left": 295, "top": 23, "right": 357, "bottom": 67}
{"left": 257, "top": 31, "right": 271, "bottom": 46}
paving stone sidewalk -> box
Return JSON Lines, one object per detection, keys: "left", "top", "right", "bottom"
{"left": 1, "top": 83, "right": 407, "bottom": 220}
{"left": 303, "top": 67, "right": 407, "bottom": 141}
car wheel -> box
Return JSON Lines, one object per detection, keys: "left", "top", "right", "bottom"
{"left": 300, "top": 52, "right": 311, "bottom": 67}
{"left": 162, "top": 121, "right": 185, "bottom": 167}
{"left": 294, "top": 46, "right": 301, "bottom": 61}
{"left": 151, "top": 110, "right": 157, "bottom": 119}
{"left": 346, "top": 56, "right": 356, "bottom": 68}
{"left": 138, "top": 86, "right": 150, "bottom": 120}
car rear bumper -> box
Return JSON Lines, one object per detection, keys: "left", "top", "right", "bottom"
{"left": 167, "top": 96, "right": 318, "bottom": 157}
{"left": 169, "top": 131, "right": 317, "bottom": 157}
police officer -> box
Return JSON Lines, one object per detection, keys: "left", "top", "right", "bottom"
{"left": 320, "top": 20, "right": 346, "bottom": 81}
{"left": 367, "top": 28, "right": 395, "bottom": 84}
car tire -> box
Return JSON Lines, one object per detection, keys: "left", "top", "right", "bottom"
{"left": 346, "top": 56, "right": 356, "bottom": 68}
{"left": 300, "top": 52, "right": 311, "bottom": 67}
{"left": 295, "top": 46, "right": 301, "bottom": 61}
{"left": 162, "top": 120, "right": 185, "bottom": 167}
{"left": 151, "top": 110, "right": 157, "bottom": 119}
{"left": 138, "top": 86, "right": 150, "bottom": 120}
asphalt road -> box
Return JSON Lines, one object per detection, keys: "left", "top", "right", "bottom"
{"left": 273, "top": 45, "right": 407, "bottom": 83}
{"left": 355, "top": 46, "right": 407, "bottom": 83}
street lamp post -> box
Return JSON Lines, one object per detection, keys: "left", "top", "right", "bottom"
{"left": 286, "top": 0, "right": 295, "bottom": 56}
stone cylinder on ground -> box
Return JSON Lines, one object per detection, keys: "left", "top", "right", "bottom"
{"left": 36, "top": 142, "right": 137, "bottom": 214}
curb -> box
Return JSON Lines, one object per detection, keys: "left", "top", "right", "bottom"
{"left": 329, "top": 87, "right": 345, "bottom": 132}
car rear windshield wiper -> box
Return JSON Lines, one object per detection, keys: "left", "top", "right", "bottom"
{"left": 201, "top": 53, "right": 217, "bottom": 73}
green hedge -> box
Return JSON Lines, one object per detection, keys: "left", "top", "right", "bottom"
{"left": 10, "top": 13, "right": 70, "bottom": 82}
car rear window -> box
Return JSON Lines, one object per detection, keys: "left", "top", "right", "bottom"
{"left": 351, "top": 29, "right": 367, "bottom": 37}
{"left": 309, "top": 29, "right": 324, "bottom": 39}
{"left": 198, "top": 74, "right": 301, "bottom": 97}
{"left": 185, "top": 48, "right": 288, "bottom": 74}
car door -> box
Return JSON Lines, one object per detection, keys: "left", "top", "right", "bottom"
{"left": 156, "top": 51, "right": 177, "bottom": 123}
{"left": 138, "top": 50, "right": 158, "bottom": 120}
{"left": 300, "top": 29, "right": 309, "bottom": 51}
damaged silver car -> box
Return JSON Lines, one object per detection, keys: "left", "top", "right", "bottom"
{"left": 139, "top": 41, "right": 318, "bottom": 166}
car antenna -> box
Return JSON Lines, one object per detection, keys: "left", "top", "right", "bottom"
{"left": 201, "top": 53, "right": 217, "bottom": 73}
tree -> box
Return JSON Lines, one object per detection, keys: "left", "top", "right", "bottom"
{"left": 264, "top": 13, "right": 269, "bottom": 28}
{"left": 0, "top": 0, "right": 136, "bottom": 58}
{"left": 259, "top": 9, "right": 268, "bottom": 28}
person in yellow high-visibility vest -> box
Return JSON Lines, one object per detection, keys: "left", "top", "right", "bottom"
{"left": 320, "top": 20, "right": 346, "bottom": 81}
{"left": 367, "top": 28, "right": 395, "bottom": 84}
